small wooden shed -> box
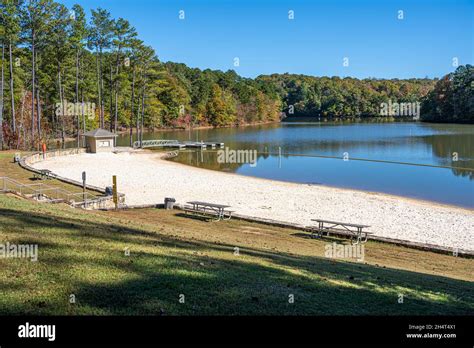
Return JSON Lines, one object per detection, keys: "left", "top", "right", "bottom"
{"left": 83, "top": 129, "right": 117, "bottom": 153}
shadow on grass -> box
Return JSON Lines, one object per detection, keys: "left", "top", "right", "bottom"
{"left": 174, "top": 212, "right": 216, "bottom": 222}
{"left": 291, "top": 232, "right": 346, "bottom": 243}
{"left": 0, "top": 207, "right": 473, "bottom": 315}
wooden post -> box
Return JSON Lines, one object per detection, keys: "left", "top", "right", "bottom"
{"left": 112, "top": 175, "right": 118, "bottom": 209}
{"left": 278, "top": 146, "right": 282, "bottom": 168}
{"left": 82, "top": 171, "right": 86, "bottom": 207}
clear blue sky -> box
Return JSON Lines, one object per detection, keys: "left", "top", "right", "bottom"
{"left": 59, "top": 0, "right": 473, "bottom": 79}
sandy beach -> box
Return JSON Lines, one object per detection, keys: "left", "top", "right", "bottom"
{"left": 32, "top": 151, "right": 474, "bottom": 251}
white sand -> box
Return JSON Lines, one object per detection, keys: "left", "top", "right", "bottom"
{"left": 33, "top": 151, "right": 474, "bottom": 251}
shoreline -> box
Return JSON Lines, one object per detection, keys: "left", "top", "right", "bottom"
{"left": 115, "top": 120, "right": 281, "bottom": 134}
{"left": 31, "top": 150, "right": 474, "bottom": 252}
{"left": 163, "top": 151, "right": 474, "bottom": 213}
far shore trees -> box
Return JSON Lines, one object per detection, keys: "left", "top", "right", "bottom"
{"left": 421, "top": 65, "right": 473, "bottom": 124}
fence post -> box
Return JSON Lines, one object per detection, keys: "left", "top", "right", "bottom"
{"left": 82, "top": 171, "right": 87, "bottom": 207}
{"left": 113, "top": 175, "right": 118, "bottom": 209}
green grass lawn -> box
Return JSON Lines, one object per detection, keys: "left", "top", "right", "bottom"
{"left": 0, "top": 151, "right": 99, "bottom": 197}
{"left": 0, "top": 150, "right": 473, "bottom": 315}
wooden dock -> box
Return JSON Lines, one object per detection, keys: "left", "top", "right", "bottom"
{"left": 182, "top": 141, "right": 207, "bottom": 149}
{"left": 201, "top": 141, "right": 225, "bottom": 149}
{"left": 133, "top": 140, "right": 224, "bottom": 150}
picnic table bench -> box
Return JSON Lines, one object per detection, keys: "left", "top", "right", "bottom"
{"left": 33, "top": 169, "right": 53, "bottom": 180}
{"left": 184, "top": 201, "right": 234, "bottom": 221}
{"left": 310, "top": 219, "right": 372, "bottom": 244}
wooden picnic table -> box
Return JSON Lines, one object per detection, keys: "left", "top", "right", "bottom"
{"left": 186, "top": 201, "right": 233, "bottom": 221}
{"left": 311, "top": 219, "right": 372, "bottom": 244}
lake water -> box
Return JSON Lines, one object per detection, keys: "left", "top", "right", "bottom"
{"left": 116, "top": 121, "right": 474, "bottom": 208}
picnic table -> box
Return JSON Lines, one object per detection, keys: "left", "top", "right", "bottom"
{"left": 33, "top": 169, "right": 53, "bottom": 180}
{"left": 310, "top": 219, "right": 372, "bottom": 244}
{"left": 185, "top": 201, "right": 234, "bottom": 221}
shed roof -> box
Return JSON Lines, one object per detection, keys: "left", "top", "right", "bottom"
{"left": 82, "top": 129, "right": 118, "bottom": 138}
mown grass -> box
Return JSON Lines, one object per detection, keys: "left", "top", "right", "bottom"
{"left": 0, "top": 151, "right": 98, "bottom": 196}
{"left": 0, "top": 150, "right": 473, "bottom": 315}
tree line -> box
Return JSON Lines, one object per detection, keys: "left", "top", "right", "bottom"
{"left": 0, "top": 1, "right": 471, "bottom": 151}
{"left": 420, "top": 65, "right": 473, "bottom": 124}
{"left": 258, "top": 74, "right": 437, "bottom": 119}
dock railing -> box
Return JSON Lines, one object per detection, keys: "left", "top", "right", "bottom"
{"left": 133, "top": 139, "right": 181, "bottom": 149}
{"left": 133, "top": 139, "right": 224, "bottom": 149}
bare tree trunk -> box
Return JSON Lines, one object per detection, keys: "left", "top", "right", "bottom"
{"left": 140, "top": 82, "right": 146, "bottom": 146}
{"left": 129, "top": 67, "right": 135, "bottom": 147}
{"left": 95, "top": 53, "right": 102, "bottom": 128}
{"left": 58, "top": 66, "right": 65, "bottom": 148}
{"left": 31, "top": 32, "right": 36, "bottom": 145}
{"left": 36, "top": 49, "right": 41, "bottom": 145}
{"left": 0, "top": 42, "right": 4, "bottom": 149}
{"left": 61, "top": 86, "right": 66, "bottom": 148}
{"left": 100, "top": 50, "right": 105, "bottom": 128}
{"left": 114, "top": 90, "right": 118, "bottom": 133}
{"left": 80, "top": 55, "right": 86, "bottom": 147}
{"left": 17, "top": 91, "right": 25, "bottom": 149}
{"left": 109, "top": 62, "right": 113, "bottom": 132}
{"left": 9, "top": 42, "right": 15, "bottom": 133}
{"left": 82, "top": 91, "right": 85, "bottom": 147}
{"left": 114, "top": 46, "right": 121, "bottom": 138}
{"left": 36, "top": 87, "right": 41, "bottom": 146}
{"left": 52, "top": 99, "right": 57, "bottom": 133}
{"left": 136, "top": 92, "right": 140, "bottom": 145}
{"left": 76, "top": 49, "right": 80, "bottom": 147}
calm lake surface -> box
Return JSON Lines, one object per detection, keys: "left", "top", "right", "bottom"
{"left": 116, "top": 121, "right": 474, "bottom": 208}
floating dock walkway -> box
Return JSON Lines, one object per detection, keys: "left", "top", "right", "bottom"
{"left": 133, "top": 140, "right": 224, "bottom": 150}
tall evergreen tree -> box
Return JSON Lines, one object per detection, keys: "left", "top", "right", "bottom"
{"left": 70, "top": 3, "right": 86, "bottom": 146}
{"left": 3, "top": 0, "right": 21, "bottom": 136}
{"left": 88, "top": 8, "right": 113, "bottom": 128}
{"left": 21, "top": 0, "right": 54, "bottom": 146}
